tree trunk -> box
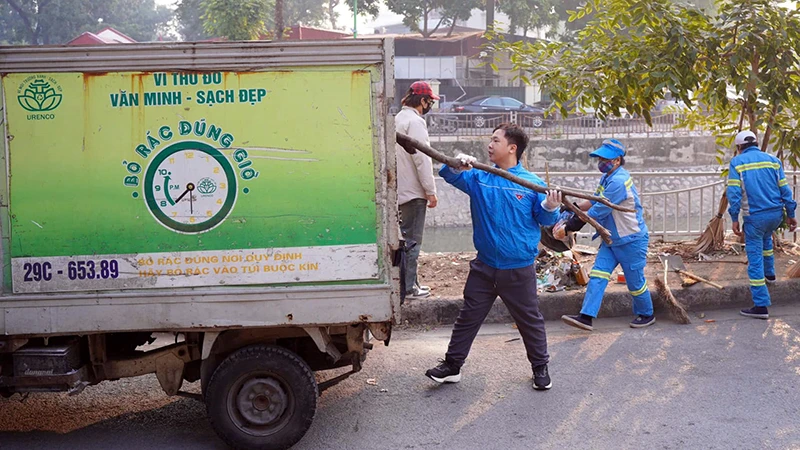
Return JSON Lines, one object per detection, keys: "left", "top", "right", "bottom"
{"left": 275, "top": 0, "right": 285, "bottom": 40}
{"left": 761, "top": 103, "right": 779, "bottom": 152}
{"left": 420, "top": 4, "right": 445, "bottom": 38}
{"left": 746, "top": 52, "right": 759, "bottom": 131}
{"left": 423, "top": 7, "right": 429, "bottom": 37}
{"left": 446, "top": 14, "right": 458, "bottom": 37}
{"left": 329, "top": 0, "right": 338, "bottom": 29}
{"left": 484, "top": 0, "right": 496, "bottom": 87}
{"left": 6, "top": 0, "right": 38, "bottom": 44}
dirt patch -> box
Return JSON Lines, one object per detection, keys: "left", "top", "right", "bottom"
{"left": 416, "top": 237, "right": 800, "bottom": 299}
{"left": 417, "top": 252, "right": 475, "bottom": 298}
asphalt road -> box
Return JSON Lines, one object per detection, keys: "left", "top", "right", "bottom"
{"left": 2, "top": 304, "right": 799, "bottom": 449}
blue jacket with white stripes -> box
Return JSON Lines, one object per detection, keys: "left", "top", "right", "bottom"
{"left": 587, "top": 167, "right": 648, "bottom": 247}
{"left": 727, "top": 145, "right": 797, "bottom": 222}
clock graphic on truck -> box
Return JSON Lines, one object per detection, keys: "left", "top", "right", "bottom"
{"left": 143, "top": 141, "right": 238, "bottom": 233}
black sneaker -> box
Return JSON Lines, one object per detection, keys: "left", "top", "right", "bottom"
{"left": 425, "top": 359, "right": 461, "bottom": 383}
{"left": 561, "top": 314, "right": 593, "bottom": 331}
{"left": 766, "top": 275, "right": 777, "bottom": 285}
{"left": 740, "top": 306, "right": 769, "bottom": 319}
{"left": 533, "top": 364, "right": 552, "bottom": 390}
{"left": 630, "top": 315, "right": 656, "bottom": 328}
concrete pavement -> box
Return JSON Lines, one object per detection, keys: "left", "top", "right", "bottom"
{"left": 1, "top": 304, "right": 799, "bottom": 449}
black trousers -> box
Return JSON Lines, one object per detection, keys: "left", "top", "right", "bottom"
{"left": 399, "top": 198, "right": 427, "bottom": 294}
{"left": 446, "top": 259, "right": 550, "bottom": 369}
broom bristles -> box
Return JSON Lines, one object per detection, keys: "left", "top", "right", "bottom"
{"left": 653, "top": 276, "right": 692, "bottom": 324}
{"left": 694, "top": 215, "right": 725, "bottom": 254}
{"left": 787, "top": 260, "right": 800, "bottom": 278}
{"left": 695, "top": 193, "right": 729, "bottom": 254}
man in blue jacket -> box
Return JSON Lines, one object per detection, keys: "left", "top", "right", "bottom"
{"left": 558, "top": 139, "right": 655, "bottom": 330}
{"left": 727, "top": 130, "right": 797, "bottom": 319}
{"left": 424, "top": 123, "right": 562, "bottom": 391}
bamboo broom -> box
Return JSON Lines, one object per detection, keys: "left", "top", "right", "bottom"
{"left": 787, "top": 253, "right": 800, "bottom": 278}
{"left": 786, "top": 208, "right": 800, "bottom": 276}
{"left": 695, "top": 102, "right": 749, "bottom": 254}
{"left": 694, "top": 192, "right": 728, "bottom": 254}
{"left": 653, "top": 260, "right": 691, "bottom": 324}
{"left": 789, "top": 163, "right": 800, "bottom": 277}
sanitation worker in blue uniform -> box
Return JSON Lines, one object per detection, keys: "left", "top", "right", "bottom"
{"left": 424, "top": 123, "right": 561, "bottom": 391}
{"left": 557, "top": 139, "right": 655, "bottom": 331}
{"left": 727, "top": 130, "right": 797, "bottom": 319}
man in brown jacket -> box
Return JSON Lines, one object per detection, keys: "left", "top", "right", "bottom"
{"left": 395, "top": 81, "right": 439, "bottom": 299}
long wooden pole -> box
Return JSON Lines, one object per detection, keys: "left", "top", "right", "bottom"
{"left": 396, "top": 133, "right": 632, "bottom": 211}
{"left": 559, "top": 198, "right": 611, "bottom": 244}
{"left": 396, "top": 132, "right": 623, "bottom": 244}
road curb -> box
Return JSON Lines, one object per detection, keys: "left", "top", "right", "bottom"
{"left": 400, "top": 279, "right": 800, "bottom": 325}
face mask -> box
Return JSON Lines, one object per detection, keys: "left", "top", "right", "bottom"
{"left": 598, "top": 160, "right": 615, "bottom": 173}
{"left": 422, "top": 100, "right": 433, "bottom": 115}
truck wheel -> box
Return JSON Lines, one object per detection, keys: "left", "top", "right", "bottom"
{"left": 205, "top": 345, "right": 318, "bottom": 450}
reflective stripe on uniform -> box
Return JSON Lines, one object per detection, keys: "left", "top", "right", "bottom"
{"left": 629, "top": 283, "right": 648, "bottom": 297}
{"left": 779, "top": 178, "right": 789, "bottom": 187}
{"left": 750, "top": 278, "right": 766, "bottom": 287}
{"left": 589, "top": 270, "right": 611, "bottom": 280}
{"left": 763, "top": 249, "right": 774, "bottom": 257}
{"left": 728, "top": 179, "right": 741, "bottom": 187}
{"left": 735, "top": 162, "right": 780, "bottom": 173}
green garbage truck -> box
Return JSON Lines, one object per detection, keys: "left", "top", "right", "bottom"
{"left": 0, "top": 38, "right": 399, "bottom": 449}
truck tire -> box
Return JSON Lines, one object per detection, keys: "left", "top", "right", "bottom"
{"left": 205, "top": 345, "right": 318, "bottom": 450}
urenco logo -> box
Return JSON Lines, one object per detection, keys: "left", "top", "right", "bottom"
{"left": 17, "top": 76, "right": 63, "bottom": 120}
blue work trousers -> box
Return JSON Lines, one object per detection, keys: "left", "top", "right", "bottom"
{"left": 581, "top": 237, "right": 654, "bottom": 318}
{"left": 742, "top": 210, "right": 783, "bottom": 307}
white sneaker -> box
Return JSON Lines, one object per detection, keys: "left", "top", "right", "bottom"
{"left": 406, "top": 285, "right": 430, "bottom": 299}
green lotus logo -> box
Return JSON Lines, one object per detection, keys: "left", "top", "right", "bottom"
{"left": 197, "top": 177, "right": 217, "bottom": 194}
{"left": 18, "top": 79, "right": 62, "bottom": 112}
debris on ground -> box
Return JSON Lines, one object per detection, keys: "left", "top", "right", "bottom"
{"left": 572, "top": 245, "right": 598, "bottom": 255}
{"left": 417, "top": 237, "right": 800, "bottom": 298}
{"left": 535, "top": 249, "right": 590, "bottom": 293}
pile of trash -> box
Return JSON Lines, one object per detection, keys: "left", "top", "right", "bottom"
{"left": 535, "top": 246, "right": 595, "bottom": 293}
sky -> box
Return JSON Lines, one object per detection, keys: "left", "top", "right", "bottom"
{"left": 335, "top": 2, "right": 404, "bottom": 34}
{"left": 154, "top": 0, "right": 403, "bottom": 36}
{"left": 154, "top": 0, "right": 799, "bottom": 38}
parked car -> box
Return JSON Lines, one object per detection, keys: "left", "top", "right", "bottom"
{"left": 449, "top": 95, "right": 548, "bottom": 128}
{"left": 654, "top": 98, "right": 689, "bottom": 113}
{"left": 573, "top": 106, "right": 636, "bottom": 127}
{"left": 427, "top": 114, "right": 459, "bottom": 135}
